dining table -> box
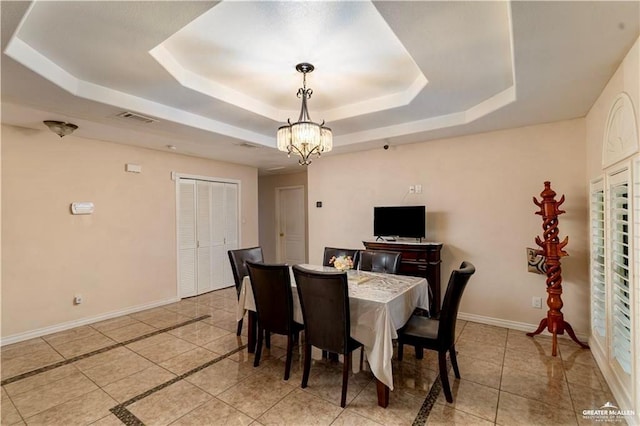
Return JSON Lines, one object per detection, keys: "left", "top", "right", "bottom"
{"left": 236, "top": 264, "right": 429, "bottom": 408}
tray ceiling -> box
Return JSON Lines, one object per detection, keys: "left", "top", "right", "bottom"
{"left": 1, "top": 1, "right": 638, "bottom": 173}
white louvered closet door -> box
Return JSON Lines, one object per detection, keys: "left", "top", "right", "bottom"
{"left": 210, "top": 182, "right": 239, "bottom": 290}
{"left": 224, "top": 183, "right": 239, "bottom": 285}
{"left": 178, "top": 180, "right": 197, "bottom": 297}
{"left": 196, "top": 181, "right": 213, "bottom": 294}
{"left": 179, "top": 179, "right": 239, "bottom": 297}
{"left": 211, "top": 182, "right": 226, "bottom": 290}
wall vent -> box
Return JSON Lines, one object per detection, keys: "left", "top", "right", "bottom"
{"left": 116, "top": 111, "right": 158, "bottom": 124}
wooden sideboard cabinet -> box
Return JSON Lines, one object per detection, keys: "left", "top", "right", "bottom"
{"left": 362, "top": 241, "right": 443, "bottom": 315}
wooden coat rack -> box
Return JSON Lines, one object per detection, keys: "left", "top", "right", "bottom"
{"left": 526, "top": 181, "right": 589, "bottom": 356}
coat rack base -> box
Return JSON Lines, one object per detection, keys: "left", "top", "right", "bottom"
{"left": 526, "top": 317, "right": 590, "bottom": 356}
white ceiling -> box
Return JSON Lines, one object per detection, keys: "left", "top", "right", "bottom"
{"left": 2, "top": 1, "right": 639, "bottom": 175}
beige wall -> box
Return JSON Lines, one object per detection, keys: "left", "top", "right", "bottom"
{"left": 1, "top": 124, "right": 258, "bottom": 339}
{"left": 308, "top": 119, "right": 590, "bottom": 333}
{"left": 258, "top": 172, "right": 308, "bottom": 263}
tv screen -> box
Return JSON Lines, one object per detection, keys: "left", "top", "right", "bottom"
{"left": 374, "top": 206, "right": 426, "bottom": 239}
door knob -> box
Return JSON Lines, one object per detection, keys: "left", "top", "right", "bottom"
{"left": 279, "top": 233, "right": 284, "bottom": 237}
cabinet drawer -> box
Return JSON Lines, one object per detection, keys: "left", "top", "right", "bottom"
{"left": 399, "top": 265, "right": 428, "bottom": 279}
{"left": 399, "top": 251, "right": 424, "bottom": 262}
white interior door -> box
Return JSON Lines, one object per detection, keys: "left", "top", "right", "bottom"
{"left": 178, "top": 178, "right": 239, "bottom": 297}
{"left": 211, "top": 182, "right": 227, "bottom": 290}
{"left": 196, "top": 181, "right": 213, "bottom": 293}
{"left": 276, "top": 186, "right": 306, "bottom": 264}
{"left": 178, "top": 180, "right": 197, "bottom": 297}
{"left": 223, "top": 183, "right": 239, "bottom": 284}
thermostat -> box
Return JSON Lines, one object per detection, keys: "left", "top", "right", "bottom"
{"left": 71, "top": 202, "right": 94, "bottom": 215}
{"left": 125, "top": 163, "right": 142, "bottom": 173}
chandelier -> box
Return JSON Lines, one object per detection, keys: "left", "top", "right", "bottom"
{"left": 277, "top": 63, "right": 332, "bottom": 165}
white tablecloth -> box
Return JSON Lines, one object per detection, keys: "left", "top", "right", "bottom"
{"left": 236, "top": 265, "right": 429, "bottom": 390}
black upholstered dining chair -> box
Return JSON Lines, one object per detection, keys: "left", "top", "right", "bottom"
{"left": 322, "top": 247, "right": 360, "bottom": 270}
{"left": 228, "top": 247, "right": 263, "bottom": 337}
{"left": 359, "top": 250, "right": 402, "bottom": 274}
{"left": 246, "top": 261, "right": 303, "bottom": 380}
{"left": 292, "top": 265, "right": 363, "bottom": 408}
{"left": 397, "top": 261, "right": 476, "bottom": 403}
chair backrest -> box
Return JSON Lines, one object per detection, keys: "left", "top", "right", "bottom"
{"left": 246, "top": 261, "right": 295, "bottom": 335}
{"left": 359, "top": 250, "right": 402, "bottom": 274}
{"left": 322, "top": 247, "right": 360, "bottom": 269}
{"left": 228, "top": 247, "right": 264, "bottom": 295}
{"left": 292, "top": 265, "right": 351, "bottom": 354}
{"left": 438, "top": 261, "right": 476, "bottom": 347}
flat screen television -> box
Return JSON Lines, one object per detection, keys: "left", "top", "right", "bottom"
{"left": 373, "top": 205, "right": 426, "bottom": 240}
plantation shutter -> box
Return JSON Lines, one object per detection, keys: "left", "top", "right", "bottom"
{"left": 635, "top": 159, "right": 640, "bottom": 330}
{"left": 608, "top": 169, "right": 632, "bottom": 375}
{"left": 590, "top": 178, "right": 606, "bottom": 338}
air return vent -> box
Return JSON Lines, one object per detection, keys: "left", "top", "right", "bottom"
{"left": 116, "top": 111, "right": 158, "bottom": 124}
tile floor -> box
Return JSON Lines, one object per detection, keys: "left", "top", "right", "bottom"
{"left": 1, "top": 287, "right": 616, "bottom": 425}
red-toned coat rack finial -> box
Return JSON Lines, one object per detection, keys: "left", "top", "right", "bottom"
{"left": 526, "top": 181, "right": 589, "bottom": 356}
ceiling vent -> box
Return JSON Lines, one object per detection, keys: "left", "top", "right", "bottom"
{"left": 238, "top": 142, "right": 258, "bottom": 149}
{"left": 116, "top": 111, "right": 158, "bottom": 124}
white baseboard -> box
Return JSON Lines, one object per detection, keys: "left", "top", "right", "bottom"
{"left": 0, "top": 297, "right": 181, "bottom": 346}
{"left": 457, "top": 311, "right": 590, "bottom": 342}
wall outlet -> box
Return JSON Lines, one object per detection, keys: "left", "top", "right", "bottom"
{"left": 415, "top": 184, "right": 422, "bottom": 194}
{"left": 74, "top": 295, "right": 83, "bottom": 305}
{"left": 532, "top": 296, "right": 542, "bottom": 309}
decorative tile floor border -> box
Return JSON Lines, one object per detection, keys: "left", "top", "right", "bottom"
{"left": 412, "top": 358, "right": 451, "bottom": 425}
{"left": 412, "top": 375, "right": 442, "bottom": 425}
{"left": 4, "top": 312, "right": 448, "bottom": 425}
{"left": 109, "top": 344, "right": 247, "bottom": 425}
{"left": 1, "top": 315, "right": 211, "bottom": 386}
{"left": 109, "top": 344, "right": 440, "bottom": 426}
